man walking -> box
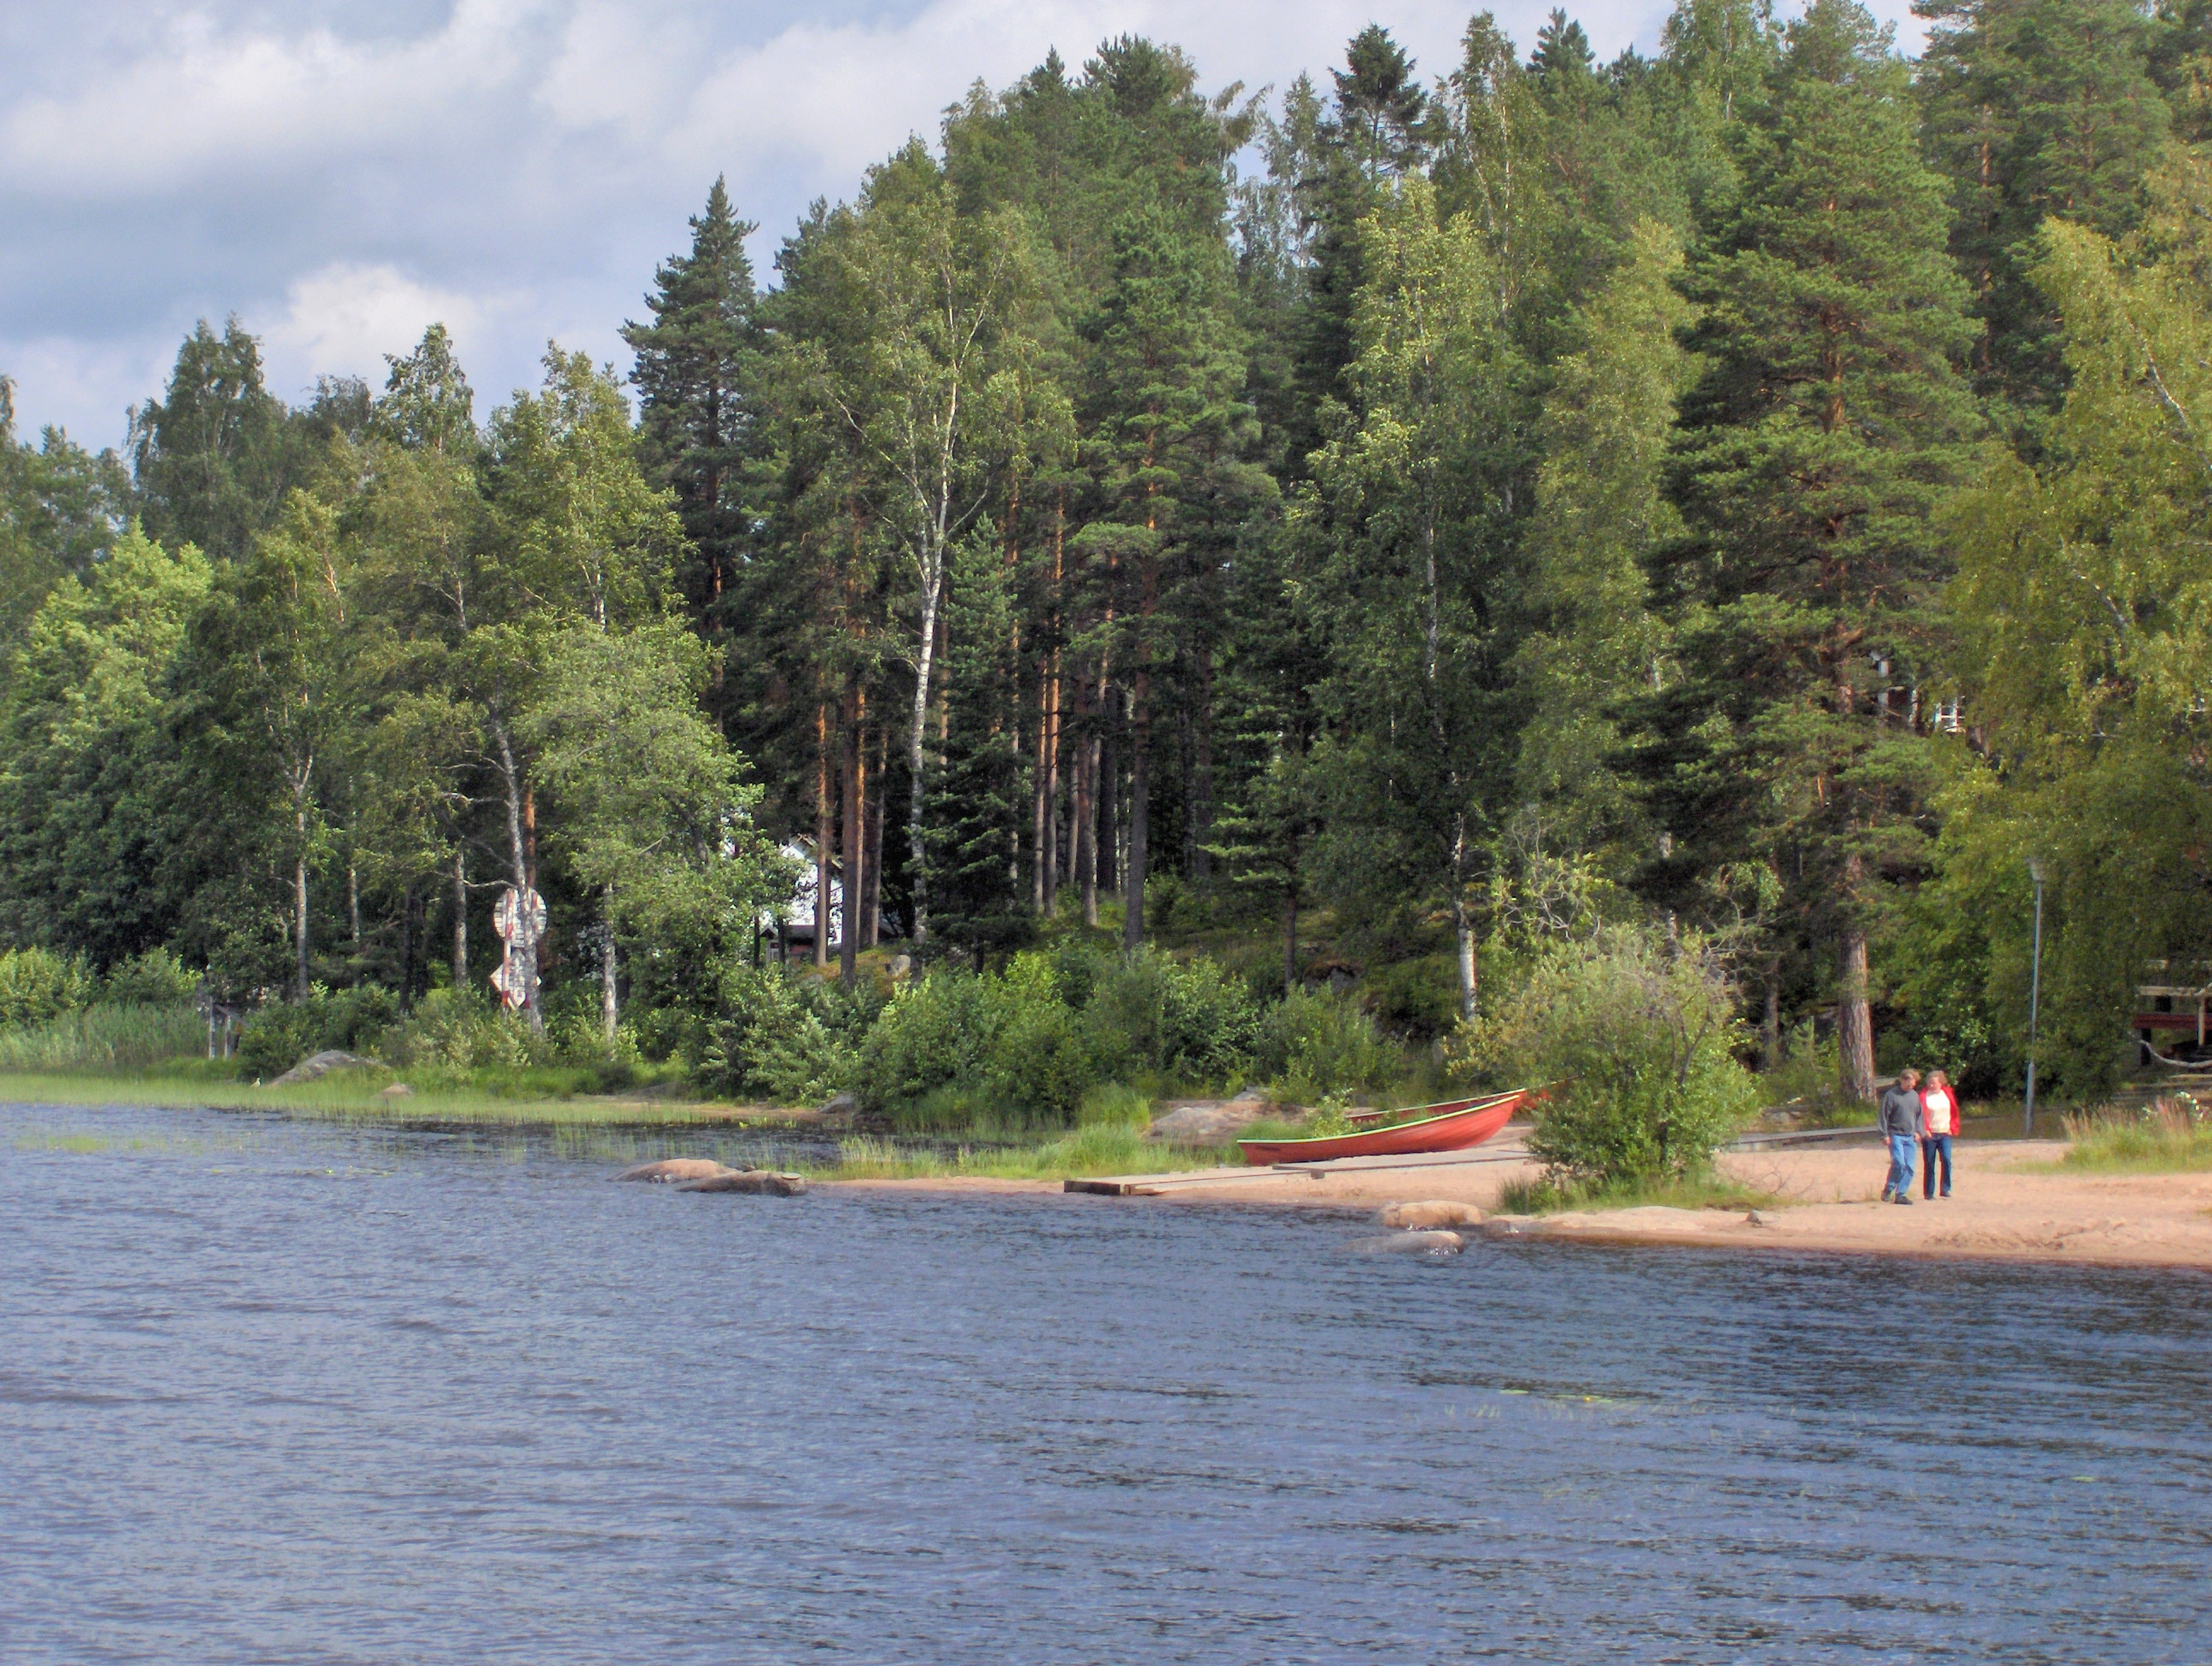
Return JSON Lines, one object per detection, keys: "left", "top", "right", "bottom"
{"left": 1878, "top": 1069, "right": 1922, "bottom": 1205}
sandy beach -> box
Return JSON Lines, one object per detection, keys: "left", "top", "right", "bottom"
{"left": 845, "top": 1137, "right": 2212, "bottom": 1272}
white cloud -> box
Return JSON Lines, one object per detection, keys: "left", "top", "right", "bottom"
{"left": 1, "top": 0, "right": 1935, "bottom": 448}
{"left": 260, "top": 262, "right": 492, "bottom": 390}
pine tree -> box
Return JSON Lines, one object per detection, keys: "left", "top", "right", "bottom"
{"left": 1917, "top": 0, "right": 2172, "bottom": 411}
{"left": 1655, "top": 0, "right": 1982, "bottom": 1101}
{"left": 623, "top": 178, "right": 764, "bottom": 627}
{"left": 1074, "top": 201, "right": 1259, "bottom": 948}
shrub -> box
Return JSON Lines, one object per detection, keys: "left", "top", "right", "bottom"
{"left": 1462, "top": 925, "right": 1759, "bottom": 1188}
{"left": 0, "top": 947, "right": 97, "bottom": 1027}
{"left": 103, "top": 947, "right": 200, "bottom": 1006}
{"left": 381, "top": 988, "right": 537, "bottom": 1073}
{"left": 706, "top": 966, "right": 876, "bottom": 1104}
{"left": 978, "top": 952, "right": 1101, "bottom": 1123}
{"left": 854, "top": 968, "right": 988, "bottom": 1110}
{"left": 1259, "top": 987, "right": 1400, "bottom": 1103}
{"left": 1088, "top": 948, "right": 1260, "bottom": 1086}
{"left": 235, "top": 984, "right": 405, "bottom": 1080}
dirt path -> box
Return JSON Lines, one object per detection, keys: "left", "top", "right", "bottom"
{"left": 842, "top": 1140, "right": 2212, "bottom": 1271}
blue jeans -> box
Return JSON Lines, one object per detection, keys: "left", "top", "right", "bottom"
{"left": 1885, "top": 1134, "right": 1918, "bottom": 1199}
{"left": 1921, "top": 1134, "right": 1953, "bottom": 1197}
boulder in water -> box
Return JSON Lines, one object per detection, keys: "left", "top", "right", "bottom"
{"left": 270, "top": 1050, "right": 370, "bottom": 1086}
{"left": 676, "top": 1170, "right": 809, "bottom": 1197}
{"left": 614, "top": 1158, "right": 753, "bottom": 1185}
{"left": 1378, "top": 1200, "right": 1483, "bottom": 1230}
{"left": 1348, "top": 1229, "right": 1464, "bottom": 1255}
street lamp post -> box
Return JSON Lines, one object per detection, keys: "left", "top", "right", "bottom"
{"left": 2026, "top": 857, "right": 2046, "bottom": 1138}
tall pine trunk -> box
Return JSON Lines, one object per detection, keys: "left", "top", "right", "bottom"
{"left": 841, "top": 684, "right": 863, "bottom": 986}
{"left": 813, "top": 703, "right": 832, "bottom": 969}
{"left": 451, "top": 845, "right": 468, "bottom": 993}
{"left": 1076, "top": 674, "right": 1098, "bottom": 928}
{"left": 1124, "top": 677, "right": 1149, "bottom": 951}
{"left": 600, "top": 883, "right": 618, "bottom": 1043}
{"left": 1837, "top": 867, "right": 1876, "bottom": 1104}
{"left": 864, "top": 724, "right": 885, "bottom": 947}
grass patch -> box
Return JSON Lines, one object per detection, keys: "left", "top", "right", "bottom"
{"left": 2056, "top": 1106, "right": 2212, "bottom": 1174}
{"left": 824, "top": 1124, "right": 1235, "bottom": 1181}
{"left": 1497, "top": 1170, "right": 1778, "bottom": 1215}
{"left": 0, "top": 1067, "right": 762, "bottom": 1127}
{"left": 0, "top": 1004, "right": 208, "bottom": 1072}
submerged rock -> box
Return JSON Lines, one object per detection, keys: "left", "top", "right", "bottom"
{"left": 1378, "top": 1200, "right": 1484, "bottom": 1230}
{"left": 270, "top": 1050, "right": 371, "bottom": 1086}
{"left": 676, "top": 1170, "right": 809, "bottom": 1197}
{"left": 1348, "top": 1229, "right": 1464, "bottom": 1255}
{"left": 614, "top": 1158, "right": 753, "bottom": 1185}
{"left": 1480, "top": 1216, "right": 1543, "bottom": 1239}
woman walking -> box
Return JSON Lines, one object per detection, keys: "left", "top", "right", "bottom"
{"left": 1920, "top": 1069, "right": 1958, "bottom": 1199}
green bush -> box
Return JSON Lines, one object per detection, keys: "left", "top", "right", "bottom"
{"left": 705, "top": 966, "right": 877, "bottom": 1104}
{"left": 381, "top": 988, "right": 537, "bottom": 1072}
{"left": 1259, "top": 987, "right": 1400, "bottom": 1102}
{"left": 977, "top": 952, "right": 1101, "bottom": 1123}
{"left": 103, "top": 947, "right": 201, "bottom": 1006}
{"left": 854, "top": 968, "right": 991, "bottom": 1110}
{"left": 1088, "top": 947, "right": 1260, "bottom": 1086}
{"left": 1463, "top": 925, "right": 1759, "bottom": 1187}
{"left": 0, "top": 1001, "right": 206, "bottom": 1071}
{"left": 0, "top": 947, "right": 96, "bottom": 1027}
{"left": 235, "top": 984, "right": 406, "bottom": 1080}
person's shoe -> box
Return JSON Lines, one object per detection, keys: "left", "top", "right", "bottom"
{"left": 1894, "top": 1195, "right": 1914, "bottom": 1205}
{"left": 1880, "top": 1189, "right": 1895, "bottom": 1203}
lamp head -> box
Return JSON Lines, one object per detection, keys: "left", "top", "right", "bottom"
{"left": 2028, "top": 856, "right": 2047, "bottom": 885}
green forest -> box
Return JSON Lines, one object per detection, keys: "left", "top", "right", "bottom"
{"left": 3, "top": 0, "right": 2209, "bottom": 1123}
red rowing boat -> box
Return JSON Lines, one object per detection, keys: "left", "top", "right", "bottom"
{"left": 1236, "top": 1087, "right": 1532, "bottom": 1166}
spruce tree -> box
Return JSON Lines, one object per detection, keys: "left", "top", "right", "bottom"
{"left": 1656, "top": 0, "right": 1981, "bottom": 1102}
{"left": 623, "top": 178, "right": 763, "bottom": 626}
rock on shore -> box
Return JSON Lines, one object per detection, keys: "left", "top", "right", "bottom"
{"left": 676, "top": 1171, "right": 809, "bottom": 1197}
{"left": 1146, "top": 1086, "right": 1285, "bottom": 1144}
{"left": 270, "top": 1050, "right": 371, "bottom": 1086}
{"left": 614, "top": 1158, "right": 754, "bottom": 1184}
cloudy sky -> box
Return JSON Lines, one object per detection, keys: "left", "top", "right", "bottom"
{"left": 2, "top": 0, "right": 1925, "bottom": 451}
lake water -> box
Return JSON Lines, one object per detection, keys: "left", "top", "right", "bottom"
{"left": 3, "top": 1100, "right": 2209, "bottom": 1664}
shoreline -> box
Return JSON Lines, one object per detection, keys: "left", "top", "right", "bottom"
{"left": 837, "top": 1140, "right": 2212, "bottom": 1273}
{"left": 17, "top": 1081, "right": 2212, "bottom": 1273}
